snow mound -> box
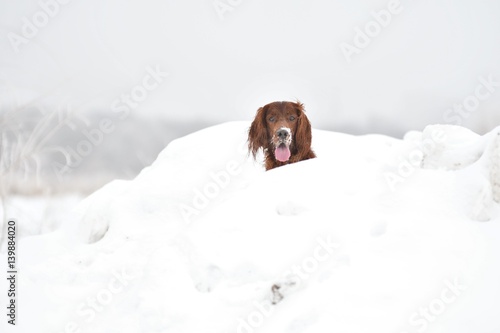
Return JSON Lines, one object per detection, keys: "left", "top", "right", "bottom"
{"left": 415, "top": 124, "right": 500, "bottom": 220}
{"left": 4, "top": 122, "right": 500, "bottom": 333}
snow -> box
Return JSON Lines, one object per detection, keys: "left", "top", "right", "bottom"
{"left": 0, "top": 195, "right": 83, "bottom": 238}
{"left": 2, "top": 121, "right": 500, "bottom": 333}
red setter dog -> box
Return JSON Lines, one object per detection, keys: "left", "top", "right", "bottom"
{"left": 248, "top": 101, "right": 316, "bottom": 170}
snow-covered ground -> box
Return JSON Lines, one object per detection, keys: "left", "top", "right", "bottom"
{"left": 1, "top": 122, "right": 500, "bottom": 333}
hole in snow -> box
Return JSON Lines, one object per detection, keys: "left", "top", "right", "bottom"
{"left": 370, "top": 221, "right": 387, "bottom": 237}
{"left": 276, "top": 201, "right": 306, "bottom": 216}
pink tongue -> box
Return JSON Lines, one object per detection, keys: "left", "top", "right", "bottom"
{"left": 275, "top": 145, "right": 291, "bottom": 162}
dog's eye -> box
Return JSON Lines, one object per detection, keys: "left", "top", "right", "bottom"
{"left": 268, "top": 116, "right": 275, "bottom": 122}
{"left": 289, "top": 116, "right": 296, "bottom": 121}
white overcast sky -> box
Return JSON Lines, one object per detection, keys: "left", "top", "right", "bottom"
{"left": 1, "top": 0, "right": 500, "bottom": 136}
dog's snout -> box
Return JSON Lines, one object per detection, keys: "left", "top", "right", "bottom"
{"left": 277, "top": 129, "right": 289, "bottom": 140}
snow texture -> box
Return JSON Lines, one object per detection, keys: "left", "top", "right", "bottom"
{"left": 1, "top": 122, "right": 500, "bottom": 333}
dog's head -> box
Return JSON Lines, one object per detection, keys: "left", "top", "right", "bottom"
{"left": 248, "top": 101, "right": 312, "bottom": 163}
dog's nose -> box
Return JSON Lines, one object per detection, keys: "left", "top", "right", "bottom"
{"left": 277, "top": 129, "right": 289, "bottom": 140}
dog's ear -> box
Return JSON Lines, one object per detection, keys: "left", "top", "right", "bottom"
{"left": 294, "top": 102, "right": 312, "bottom": 153}
{"left": 248, "top": 105, "right": 269, "bottom": 159}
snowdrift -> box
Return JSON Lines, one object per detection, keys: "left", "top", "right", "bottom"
{"left": 3, "top": 122, "right": 500, "bottom": 333}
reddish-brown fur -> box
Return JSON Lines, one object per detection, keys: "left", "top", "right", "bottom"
{"left": 248, "top": 101, "right": 316, "bottom": 170}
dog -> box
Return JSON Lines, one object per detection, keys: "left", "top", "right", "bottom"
{"left": 248, "top": 101, "right": 316, "bottom": 170}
